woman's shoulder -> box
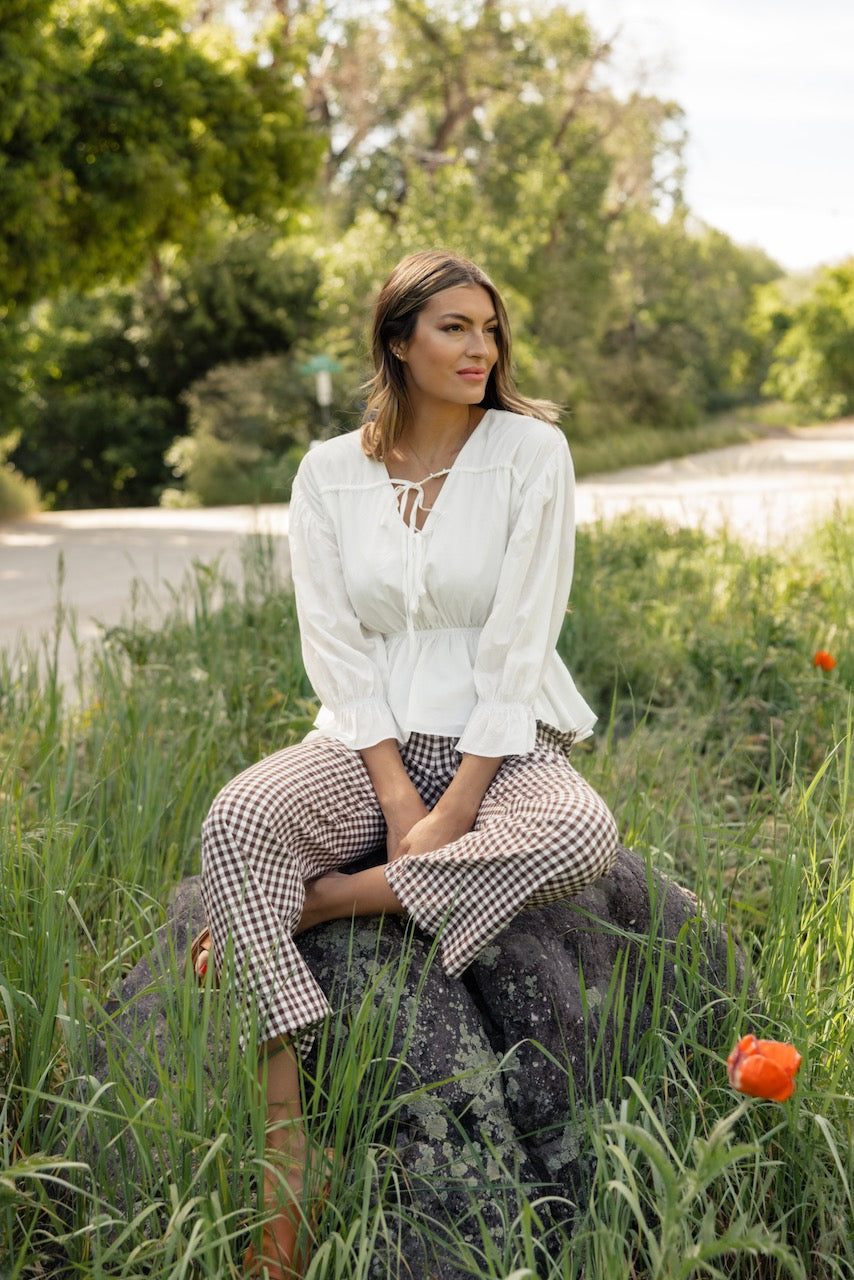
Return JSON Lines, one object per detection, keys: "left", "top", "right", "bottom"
{"left": 480, "top": 409, "right": 569, "bottom": 472}
{"left": 295, "top": 428, "right": 372, "bottom": 490}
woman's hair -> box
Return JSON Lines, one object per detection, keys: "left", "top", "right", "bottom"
{"left": 360, "top": 249, "right": 559, "bottom": 459}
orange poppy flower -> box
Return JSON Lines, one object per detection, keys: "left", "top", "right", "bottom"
{"left": 727, "top": 1034, "right": 802, "bottom": 1102}
{"left": 813, "top": 650, "right": 836, "bottom": 671}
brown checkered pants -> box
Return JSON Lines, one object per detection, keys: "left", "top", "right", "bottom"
{"left": 200, "top": 724, "right": 618, "bottom": 1048}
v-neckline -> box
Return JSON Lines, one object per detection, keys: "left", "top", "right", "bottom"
{"left": 381, "top": 410, "right": 490, "bottom": 534}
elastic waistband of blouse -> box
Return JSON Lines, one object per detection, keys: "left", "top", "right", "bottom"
{"left": 384, "top": 625, "right": 481, "bottom": 641}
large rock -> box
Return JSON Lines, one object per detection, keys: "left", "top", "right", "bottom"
{"left": 74, "top": 847, "right": 741, "bottom": 1277}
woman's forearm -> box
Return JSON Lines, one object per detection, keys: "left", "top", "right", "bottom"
{"left": 434, "top": 752, "right": 503, "bottom": 825}
{"left": 359, "top": 739, "right": 429, "bottom": 859}
{"left": 359, "top": 741, "right": 504, "bottom": 861}
{"left": 390, "top": 752, "right": 504, "bottom": 861}
{"left": 359, "top": 739, "right": 421, "bottom": 812}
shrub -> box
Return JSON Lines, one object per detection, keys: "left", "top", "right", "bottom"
{"left": 0, "top": 433, "right": 39, "bottom": 517}
{"left": 11, "top": 231, "right": 323, "bottom": 507}
{"left": 763, "top": 258, "right": 854, "bottom": 418}
{"left": 165, "top": 354, "right": 327, "bottom": 506}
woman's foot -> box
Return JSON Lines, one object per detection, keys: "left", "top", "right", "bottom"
{"left": 193, "top": 863, "right": 404, "bottom": 976}
{"left": 295, "top": 872, "right": 351, "bottom": 935}
{"left": 190, "top": 927, "right": 214, "bottom": 982}
{"left": 296, "top": 865, "right": 405, "bottom": 936}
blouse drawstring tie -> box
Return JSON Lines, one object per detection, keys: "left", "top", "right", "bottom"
{"left": 390, "top": 471, "right": 449, "bottom": 657}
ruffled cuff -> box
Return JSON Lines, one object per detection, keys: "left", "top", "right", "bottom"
{"left": 314, "top": 698, "right": 402, "bottom": 750}
{"left": 454, "top": 700, "right": 537, "bottom": 758}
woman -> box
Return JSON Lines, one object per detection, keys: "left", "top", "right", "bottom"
{"left": 195, "top": 249, "right": 619, "bottom": 1277}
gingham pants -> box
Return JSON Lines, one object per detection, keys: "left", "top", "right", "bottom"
{"left": 200, "top": 724, "right": 618, "bottom": 1048}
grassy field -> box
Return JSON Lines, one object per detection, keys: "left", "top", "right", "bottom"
{"left": 1, "top": 512, "right": 852, "bottom": 1278}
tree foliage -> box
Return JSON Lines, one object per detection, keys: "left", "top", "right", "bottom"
{"left": 12, "top": 231, "right": 322, "bottom": 506}
{"left": 307, "top": 0, "right": 682, "bottom": 322}
{"left": 299, "top": 0, "right": 775, "bottom": 434}
{"left": 596, "top": 214, "right": 780, "bottom": 429}
{"left": 761, "top": 259, "right": 854, "bottom": 418}
{"left": 164, "top": 354, "right": 318, "bottom": 506}
{"left": 2, "top": 0, "right": 795, "bottom": 509}
{"left": 0, "top": 0, "right": 320, "bottom": 309}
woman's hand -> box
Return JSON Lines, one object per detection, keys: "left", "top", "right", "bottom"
{"left": 393, "top": 807, "right": 472, "bottom": 860}
{"left": 395, "top": 752, "right": 505, "bottom": 859}
{"left": 360, "top": 739, "right": 504, "bottom": 862}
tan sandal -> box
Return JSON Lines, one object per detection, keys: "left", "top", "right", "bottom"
{"left": 189, "top": 927, "right": 216, "bottom": 985}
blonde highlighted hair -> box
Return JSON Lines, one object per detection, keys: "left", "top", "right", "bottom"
{"left": 360, "top": 249, "right": 559, "bottom": 460}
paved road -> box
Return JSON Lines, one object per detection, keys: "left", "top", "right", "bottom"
{"left": 2, "top": 420, "right": 852, "bottom": 678}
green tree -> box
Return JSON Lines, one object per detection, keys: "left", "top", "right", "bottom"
{"left": 762, "top": 258, "right": 854, "bottom": 418}
{"left": 302, "top": 0, "right": 777, "bottom": 432}
{"left": 596, "top": 213, "right": 781, "bottom": 430}
{"left": 164, "top": 352, "right": 320, "bottom": 506}
{"left": 0, "top": 0, "right": 320, "bottom": 310}
{"left": 299, "top": 0, "right": 689, "bottom": 408}
{"left": 12, "top": 230, "right": 322, "bottom": 507}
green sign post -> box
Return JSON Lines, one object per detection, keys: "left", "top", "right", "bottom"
{"left": 299, "top": 355, "right": 342, "bottom": 436}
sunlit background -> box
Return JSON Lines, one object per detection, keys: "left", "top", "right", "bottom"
{"left": 582, "top": 0, "right": 854, "bottom": 271}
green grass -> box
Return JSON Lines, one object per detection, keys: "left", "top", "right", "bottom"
{"left": 1, "top": 517, "right": 852, "bottom": 1278}
{"left": 568, "top": 401, "right": 836, "bottom": 479}
{"left": 569, "top": 414, "right": 761, "bottom": 478}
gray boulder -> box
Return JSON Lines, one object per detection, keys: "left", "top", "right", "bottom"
{"left": 74, "top": 847, "right": 741, "bottom": 1277}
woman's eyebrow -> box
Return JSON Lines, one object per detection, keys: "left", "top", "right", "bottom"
{"left": 438, "top": 311, "right": 499, "bottom": 323}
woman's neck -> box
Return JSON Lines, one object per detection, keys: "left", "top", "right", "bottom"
{"left": 397, "top": 405, "right": 482, "bottom": 471}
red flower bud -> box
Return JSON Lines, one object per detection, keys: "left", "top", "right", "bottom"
{"left": 813, "top": 650, "right": 836, "bottom": 671}
{"left": 727, "top": 1034, "right": 802, "bottom": 1102}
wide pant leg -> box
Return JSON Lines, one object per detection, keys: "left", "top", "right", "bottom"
{"left": 385, "top": 724, "right": 620, "bottom": 977}
{"left": 200, "top": 732, "right": 388, "bottom": 1049}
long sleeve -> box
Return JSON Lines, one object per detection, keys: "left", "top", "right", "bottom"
{"left": 455, "top": 436, "right": 576, "bottom": 757}
{"left": 289, "top": 463, "right": 402, "bottom": 749}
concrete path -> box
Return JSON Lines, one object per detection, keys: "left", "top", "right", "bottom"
{"left": 574, "top": 420, "right": 854, "bottom": 543}
{"left": 2, "top": 420, "right": 852, "bottom": 678}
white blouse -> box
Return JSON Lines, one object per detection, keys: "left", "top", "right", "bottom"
{"left": 288, "top": 409, "right": 597, "bottom": 757}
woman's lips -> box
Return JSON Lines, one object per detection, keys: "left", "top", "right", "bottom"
{"left": 457, "top": 369, "right": 486, "bottom": 381}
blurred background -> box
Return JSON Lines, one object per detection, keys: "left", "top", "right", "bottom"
{"left": 3, "top": 0, "right": 852, "bottom": 518}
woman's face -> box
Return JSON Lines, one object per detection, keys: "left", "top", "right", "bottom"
{"left": 397, "top": 284, "right": 499, "bottom": 413}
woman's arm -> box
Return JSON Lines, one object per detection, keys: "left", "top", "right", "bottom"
{"left": 455, "top": 433, "right": 575, "bottom": 758}
{"left": 360, "top": 740, "right": 428, "bottom": 859}
{"left": 394, "top": 752, "right": 503, "bottom": 859}
{"left": 361, "top": 741, "right": 503, "bottom": 860}
{"left": 290, "top": 461, "right": 400, "bottom": 750}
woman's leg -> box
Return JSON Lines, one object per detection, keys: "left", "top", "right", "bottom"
{"left": 298, "top": 865, "right": 404, "bottom": 933}
{"left": 255, "top": 1037, "right": 304, "bottom": 1271}
{"left": 199, "top": 734, "right": 393, "bottom": 1275}
{"left": 249, "top": 1035, "right": 329, "bottom": 1279}
{"left": 200, "top": 734, "right": 390, "bottom": 1047}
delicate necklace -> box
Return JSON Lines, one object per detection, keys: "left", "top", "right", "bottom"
{"left": 406, "top": 441, "right": 453, "bottom": 475}
{"left": 404, "top": 411, "right": 473, "bottom": 474}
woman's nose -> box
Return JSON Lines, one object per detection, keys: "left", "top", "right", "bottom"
{"left": 466, "top": 330, "right": 489, "bottom": 356}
